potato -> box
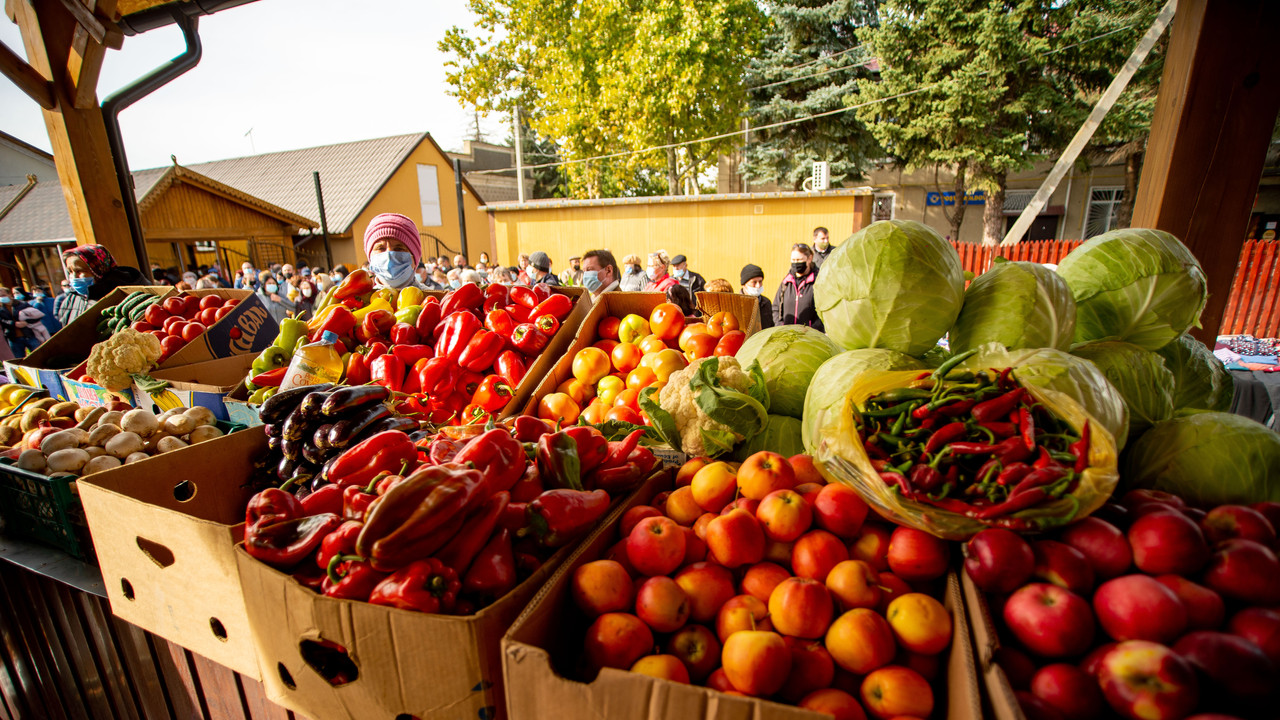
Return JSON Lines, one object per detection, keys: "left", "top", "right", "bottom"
{"left": 156, "top": 436, "right": 188, "bottom": 454}
{"left": 124, "top": 452, "right": 151, "bottom": 465}
{"left": 156, "top": 408, "right": 182, "bottom": 423}
{"left": 83, "top": 455, "right": 121, "bottom": 475}
{"left": 121, "top": 409, "right": 160, "bottom": 437}
{"left": 84, "top": 446, "right": 106, "bottom": 459}
{"left": 47, "top": 448, "right": 90, "bottom": 473}
{"left": 183, "top": 406, "right": 217, "bottom": 427}
{"left": 105, "top": 431, "right": 145, "bottom": 459}
{"left": 87, "top": 423, "right": 122, "bottom": 447}
{"left": 99, "top": 410, "right": 124, "bottom": 428}
{"left": 39, "top": 429, "right": 81, "bottom": 455}
{"left": 162, "top": 414, "right": 197, "bottom": 436}
{"left": 16, "top": 449, "right": 46, "bottom": 472}
{"left": 187, "top": 425, "right": 224, "bottom": 444}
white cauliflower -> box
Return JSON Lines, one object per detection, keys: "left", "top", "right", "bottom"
{"left": 86, "top": 329, "right": 163, "bottom": 391}
{"left": 654, "top": 356, "right": 767, "bottom": 457}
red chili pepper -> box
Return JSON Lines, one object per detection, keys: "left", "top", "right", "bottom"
{"left": 454, "top": 427, "right": 526, "bottom": 493}
{"left": 370, "top": 353, "right": 405, "bottom": 392}
{"left": 365, "top": 341, "right": 388, "bottom": 362}
{"left": 1033, "top": 446, "right": 1054, "bottom": 470}
{"left": 924, "top": 422, "right": 966, "bottom": 455}
{"left": 332, "top": 268, "right": 375, "bottom": 303}
{"left": 509, "top": 285, "right": 538, "bottom": 309}
{"left": 390, "top": 322, "right": 419, "bottom": 346}
{"left": 1019, "top": 406, "right": 1036, "bottom": 452}
{"left": 525, "top": 488, "right": 611, "bottom": 547}
{"left": 391, "top": 344, "right": 434, "bottom": 368}
{"left": 971, "top": 388, "right": 1025, "bottom": 424}
{"left": 325, "top": 431, "right": 419, "bottom": 488}
{"left": 316, "top": 519, "right": 363, "bottom": 569}
{"left": 440, "top": 283, "right": 485, "bottom": 318}
{"left": 911, "top": 404, "right": 934, "bottom": 420}
{"left": 533, "top": 313, "right": 560, "bottom": 336}
{"left": 345, "top": 352, "right": 371, "bottom": 385}
{"left": 992, "top": 435, "right": 1034, "bottom": 465}
{"left": 471, "top": 375, "right": 515, "bottom": 413}
{"left": 417, "top": 357, "right": 461, "bottom": 396}
{"left": 878, "top": 471, "right": 912, "bottom": 494}
{"left": 301, "top": 483, "right": 343, "bottom": 516}
{"left": 1070, "top": 421, "right": 1091, "bottom": 473}
{"left": 1011, "top": 466, "right": 1068, "bottom": 497}
{"left": 975, "top": 458, "right": 1002, "bottom": 485}
{"left": 531, "top": 293, "right": 573, "bottom": 322}
{"left": 601, "top": 429, "right": 646, "bottom": 469}
{"left": 946, "top": 441, "right": 998, "bottom": 455}
{"left": 511, "top": 323, "right": 549, "bottom": 355}
{"left": 937, "top": 398, "right": 978, "bottom": 417}
{"left": 457, "top": 329, "right": 506, "bottom": 372}
{"left": 909, "top": 464, "right": 944, "bottom": 492}
{"left": 485, "top": 309, "right": 516, "bottom": 338}
{"left": 435, "top": 311, "right": 482, "bottom": 363}
{"left": 996, "top": 463, "right": 1033, "bottom": 486}
{"left": 414, "top": 297, "right": 442, "bottom": 340}
{"left": 462, "top": 528, "right": 516, "bottom": 598}
{"left": 250, "top": 367, "right": 287, "bottom": 387}
{"left": 495, "top": 350, "right": 526, "bottom": 387}
{"left": 973, "top": 488, "right": 1048, "bottom": 519}
{"left": 368, "top": 558, "right": 460, "bottom": 613}
{"left": 459, "top": 369, "right": 485, "bottom": 397}
{"left": 436, "top": 491, "right": 510, "bottom": 574}
{"left": 980, "top": 422, "right": 1018, "bottom": 438}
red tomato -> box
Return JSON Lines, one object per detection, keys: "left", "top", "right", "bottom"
{"left": 223, "top": 298, "right": 240, "bottom": 307}
{"left": 627, "top": 367, "right": 657, "bottom": 391}
{"left": 182, "top": 295, "right": 201, "bottom": 318}
{"left": 714, "top": 330, "right": 747, "bottom": 357}
{"left": 162, "top": 315, "right": 184, "bottom": 331}
{"left": 214, "top": 306, "right": 234, "bottom": 321}
{"left": 593, "top": 339, "right": 619, "bottom": 356}
{"left": 605, "top": 406, "right": 642, "bottom": 425}
{"left": 198, "top": 308, "right": 219, "bottom": 326}
{"left": 167, "top": 320, "right": 188, "bottom": 338}
{"left": 148, "top": 329, "right": 167, "bottom": 342}
{"left": 181, "top": 322, "right": 206, "bottom": 342}
{"left": 581, "top": 400, "right": 609, "bottom": 425}
{"left": 678, "top": 324, "right": 711, "bottom": 352}
{"left": 199, "top": 295, "right": 221, "bottom": 311}
{"left": 707, "top": 311, "right": 740, "bottom": 338}
{"left": 130, "top": 321, "right": 156, "bottom": 333}
{"left": 143, "top": 303, "right": 169, "bottom": 326}
{"left": 598, "top": 316, "right": 621, "bottom": 341}
{"left": 649, "top": 303, "right": 686, "bottom": 343}
{"left": 611, "top": 342, "right": 644, "bottom": 374}
{"left": 537, "top": 393, "right": 581, "bottom": 425}
{"left": 160, "top": 335, "right": 185, "bottom": 356}
{"left": 683, "top": 333, "right": 718, "bottom": 361}
{"left": 162, "top": 297, "right": 185, "bottom": 315}
{"left": 614, "top": 388, "right": 641, "bottom": 413}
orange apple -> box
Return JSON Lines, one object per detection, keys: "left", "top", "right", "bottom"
{"left": 676, "top": 456, "right": 713, "bottom": 487}
{"left": 813, "top": 483, "right": 870, "bottom": 539}
{"left": 781, "top": 637, "right": 837, "bottom": 703}
{"left": 885, "top": 593, "right": 952, "bottom": 655}
{"left": 585, "top": 612, "right": 654, "bottom": 670}
{"left": 627, "top": 516, "right": 687, "bottom": 577}
{"left": 717, "top": 594, "right": 772, "bottom": 642}
{"left": 680, "top": 526, "right": 707, "bottom": 566}
{"left": 665, "top": 624, "right": 721, "bottom": 681}
{"left": 572, "top": 560, "right": 635, "bottom": 617}
{"left": 630, "top": 654, "right": 690, "bottom": 683}
{"left": 769, "top": 577, "right": 835, "bottom": 640}
{"left": 740, "top": 562, "right": 792, "bottom": 603}
{"left": 789, "top": 454, "right": 825, "bottom": 486}
{"left": 756, "top": 489, "right": 813, "bottom": 542}
{"left": 693, "top": 512, "right": 717, "bottom": 540}
{"left": 860, "top": 665, "right": 933, "bottom": 719}
{"left": 737, "top": 451, "right": 798, "bottom": 500}
{"left": 706, "top": 509, "right": 766, "bottom": 569}
{"left": 675, "top": 562, "right": 737, "bottom": 623}
{"left": 691, "top": 461, "right": 738, "bottom": 513}
{"left": 826, "top": 608, "right": 896, "bottom": 675}
{"left": 664, "top": 486, "right": 705, "bottom": 526}
{"left": 721, "top": 631, "right": 792, "bottom": 697}
{"left": 636, "top": 576, "right": 691, "bottom": 633}
{"left": 826, "top": 560, "right": 882, "bottom": 611}
{"left": 851, "top": 523, "right": 892, "bottom": 572}
{"left": 799, "top": 688, "right": 868, "bottom": 720}
{"left": 793, "top": 529, "right": 851, "bottom": 580}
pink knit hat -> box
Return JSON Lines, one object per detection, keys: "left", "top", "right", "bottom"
{"left": 363, "top": 213, "right": 422, "bottom": 265}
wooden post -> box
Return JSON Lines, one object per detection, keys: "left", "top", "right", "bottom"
{"left": 1131, "top": 0, "right": 1280, "bottom": 343}
{"left": 13, "top": 0, "right": 137, "bottom": 268}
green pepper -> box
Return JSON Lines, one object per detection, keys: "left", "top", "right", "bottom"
{"left": 249, "top": 386, "right": 273, "bottom": 404}
{"left": 252, "top": 346, "right": 290, "bottom": 375}
{"left": 275, "top": 318, "right": 308, "bottom": 354}
{"left": 394, "top": 305, "right": 424, "bottom": 326}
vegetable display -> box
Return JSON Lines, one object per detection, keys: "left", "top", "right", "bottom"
{"left": 1071, "top": 340, "right": 1175, "bottom": 444}
{"left": 733, "top": 325, "right": 841, "bottom": 419}
{"left": 1123, "top": 412, "right": 1280, "bottom": 505}
{"left": 814, "top": 220, "right": 965, "bottom": 356}
{"left": 97, "top": 291, "right": 243, "bottom": 365}
{"left": 639, "top": 356, "right": 770, "bottom": 459}
{"left": 1155, "top": 333, "right": 1234, "bottom": 414}
{"left": 948, "top": 258, "right": 1076, "bottom": 353}
{"left": 82, "top": 328, "right": 163, "bottom": 392}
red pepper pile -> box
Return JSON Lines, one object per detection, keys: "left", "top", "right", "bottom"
{"left": 242, "top": 417, "right": 661, "bottom": 613}
{"left": 858, "top": 363, "right": 1090, "bottom": 531}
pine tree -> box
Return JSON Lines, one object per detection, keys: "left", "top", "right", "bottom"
{"left": 742, "top": 0, "right": 882, "bottom": 190}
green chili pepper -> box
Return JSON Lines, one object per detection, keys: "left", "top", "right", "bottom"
{"left": 931, "top": 348, "right": 978, "bottom": 382}
{"left": 861, "top": 400, "right": 921, "bottom": 418}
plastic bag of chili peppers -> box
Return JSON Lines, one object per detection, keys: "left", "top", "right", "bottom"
{"left": 808, "top": 350, "right": 1119, "bottom": 539}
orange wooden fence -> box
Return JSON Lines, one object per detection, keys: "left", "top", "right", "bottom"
{"left": 950, "top": 238, "right": 1280, "bottom": 339}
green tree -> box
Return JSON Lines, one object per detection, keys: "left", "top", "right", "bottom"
{"left": 743, "top": 0, "right": 883, "bottom": 190}
{"left": 441, "top": 0, "right": 764, "bottom": 199}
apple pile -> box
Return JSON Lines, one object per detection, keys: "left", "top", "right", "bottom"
{"left": 571, "top": 451, "right": 956, "bottom": 720}
{"left": 966, "top": 489, "right": 1280, "bottom": 720}
{"left": 131, "top": 294, "right": 240, "bottom": 364}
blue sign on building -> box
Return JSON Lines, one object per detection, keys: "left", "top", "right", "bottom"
{"left": 926, "top": 190, "right": 986, "bottom": 206}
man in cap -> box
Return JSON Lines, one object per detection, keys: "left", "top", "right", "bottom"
{"left": 671, "top": 254, "right": 706, "bottom": 294}
{"left": 527, "top": 251, "right": 561, "bottom": 286}
{"left": 559, "top": 256, "right": 584, "bottom": 286}
{"left": 740, "top": 263, "right": 774, "bottom": 329}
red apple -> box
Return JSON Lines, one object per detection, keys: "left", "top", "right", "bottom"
{"left": 1058, "top": 516, "right": 1132, "bottom": 579}
{"left": 705, "top": 509, "right": 765, "bottom": 569}
{"left": 604, "top": 539, "right": 639, "bottom": 577}
{"left": 1097, "top": 641, "right": 1199, "bottom": 720}
{"left": 964, "top": 528, "right": 1035, "bottom": 593}
{"left": 799, "top": 688, "right": 867, "bottom": 720}
{"left": 1251, "top": 501, "right": 1280, "bottom": 534}
{"left": 1154, "top": 575, "right": 1224, "bottom": 631}
{"left": 1093, "top": 502, "right": 1132, "bottom": 529}
{"left": 572, "top": 560, "right": 634, "bottom": 617}
{"left": 585, "top": 612, "right": 654, "bottom": 670}
{"left": 792, "top": 529, "right": 849, "bottom": 580}
{"left": 627, "top": 516, "right": 686, "bottom": 577}
{"left": 1203, "top": 538, "right": 1280, "bottom": 604}
{"left": 887, "top": 526, "right": 950, "bottom": 582}
{"left": 1093, "top": 574, "right": 1187, "bottom": 643}
{"left": 674, "top": 562, "right": 736, "bottom": 623}
{"left": 720, "top": 630, "right": 791, "bottom": 697}
{"left": 740, "top": 562, "right": 791, "bottom": 604}
{"left": 1003, "top": 583, "right": 1095, "bottom": 658}
{"left": 706, "top": 667, "right": 735, "bottom": 693}
{"left": 1031, "top": 663, "right": 1105, "bottom": 720}
{"left": 1119, "top": 489, "right": 1186, "bottom": 514}
{"left": 630, "top": 654, "right": 690, "bottom": 683}
{"left": 635, "top": 576, "right": 691, "bottom": 633}
{"left": 1016, "top": 690, "right": 1067, "bottom": 720}
{"left": 995, "top": 645, "right": 1038, "bottom": 689}
{"left": 850, "top": 523, "right": 892, "bottom": 572}
{"left": 789, "top": 454, "right": 824, "bottom": 486}
{"left": 1079, "top": 641, "right": 1118, "bottom": 678}
{"left": 665, "top": 622, "right": 727, "bottom": 676}
{"left": 779, "top": 637, "right": 836, "bottom": 703}
{"left": 1031, "top": 540, "right": 1095, "bottom": 595}
{"left": 665, "top": 624, "right": 720, "bottom": 681}
{"left": 811, "top": 483, "right": 869, "bottom": 539}
{"left": 679, "top": 526, "right": 707, "bottom": 567}
{"left": 621, "top": 505, "right": 664, "bottom": 537}
{"left": 1128, "top": 510, "right": 1210, "bottom": 575}
{"left": 1200, "top": 505, "right": 1277, "bottom": 546}
{"left": 1227, "top": 607, "right": 1280, "bottom": 666}
{"left": 716, "top": 594, "right": 772, "bottom": 642}
{"left": 756, "top": 489, "right": 813, "bottom": 542}
{"left": 720, "top": 497, "right": 760, "bottom": 516}
{"left": 768, "top": 577, "right": 834, "bottom": 640}
{"left": 736, "top": 451, "right": 797, "bottom": 500}
{"left": 1173, "top": 631, "right": 1275, "bottom": 701}
{"left": 874, "top": 573, "right": 912, "bottom": 615}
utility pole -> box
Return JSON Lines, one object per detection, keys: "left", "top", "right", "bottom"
{"left": 513, "top": 107, "right": 526, "bottom": 201}
{"left": 453, "top": 158, "right": 469, "bottom": 258}
{"left": 313, "top": 172, "right": 334, "bottom": 269}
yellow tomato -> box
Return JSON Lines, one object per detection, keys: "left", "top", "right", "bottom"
{"left": 557, "top": 377, "right": 593, "bottom": 405}
{"left": 580, "top": 399, "right": 609, "bottom": 425}
{"left": 596, "top": 375, "right": 626, "bottom": 406}
{"left": 573, "top": 347, "right": 611, "bottom": 385}
{"left": 650, "top": 349, "right": 687, "bottom": 383}
{"left": 638, "top": 335, "right": 667, "bottom": 355}
{"left": 538, "top": 393, "right": 581, "bottom": 425}
{"left": 627, "top": 366, "right": 658, "bottom": 391}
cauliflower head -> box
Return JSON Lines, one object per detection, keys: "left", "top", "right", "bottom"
{"left": 86, "top": 329, "right": 163, "bottom": 391}
{"left": 653, "top": 356, "right": 768, "bottom": 457}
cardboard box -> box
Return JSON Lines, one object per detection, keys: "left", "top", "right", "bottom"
{"left": 695, "top": 291, "right": 763, "bottom": 336}
{"left": 78, "top": 428, "right": 268, "bottom": 679}
{"left": 961, "top": 569, "right": 1028, "bottom": 720}
{"left": 503, "top": 483, "right": 984, "bottom": 720}
{"left": 131, "top": 354, "right": 256, "bottom": 421}
{"left": 161, "top": 288, "right": 280, "bottom": 368}
{"left": 235, "top": 469, "right": 670, "bottom": 720}
{"left": 60, "top": 364, "right": 137, "bottom": 408}
{"left": 4, "top": 285, "right": 174, "bottom": 400}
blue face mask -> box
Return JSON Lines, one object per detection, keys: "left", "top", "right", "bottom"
{"left": 370, "top": 251, "right": 416, "bottom": 288}
{"left": 70, "top": 277, "right": 94, "bottom": 296}
{"left": 582, "top": 270, "right": 602, "bottom": 293}
{"left": 13, "top": 294, "right": 24, "bottom": 302}
{"left": 449, "top": 279, "right": 463, "bottom": 290}
{"left": 671, "top": 268, "right": 685, "bottom": 279}
{"left": 0, "top": 297, "right": 10, "bottom": 305}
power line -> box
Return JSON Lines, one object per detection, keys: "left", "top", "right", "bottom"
{"left": 761, "top": 43, "right": 867, "bottom": 76}
{"left": 751, "top": 57, "right": 875, "bottom": 90}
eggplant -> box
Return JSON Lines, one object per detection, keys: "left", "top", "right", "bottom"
{"left": 313, "top": 423, "right": 334, "bottom": 451}
{"left": 281, "top": 436, "right": 302, "bottom": 462}
{"left": 326, "top": 404, "right": 392, "bottom": 450}
{"left": 276, "top": 454, "right": 298, "bottom": 482}
{"left": 263, "top": 422, "right": 281, "bottom": 439}
{"left": 260, "top": 383, "right": 332, "bottom": 425}
{"left": 297, "top": 389, "right": 336, "bottom": 422}
{"left": 300, "top": 440, "right": 325, "bottom": 466}
{"left": 320, "top": 385, "right": 391, "bottom": 417}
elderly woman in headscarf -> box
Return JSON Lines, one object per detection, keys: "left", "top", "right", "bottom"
{"left": 364, "top": 213, "right": 428, "bottom": 290}
{"left": 56, "top": 244, "right": 147, "bottom": 325}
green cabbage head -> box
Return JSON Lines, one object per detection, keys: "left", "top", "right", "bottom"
{"left": 1155, "top": 334, "right": 1234, "bottom": 414}
{"left": 814, "top": 220, "right": 965, "bottom": 356}
{"left": 1072, "top": 341, "right": 1174, "bottom": 444}
{"left": 950, "top": 258, "right": 1076, "bottom": 353}
{"left": 735, "top": 325, "right": 843, "bottom": 419}
{"left": 802, "top": 348, "right": 925, "bottom": 453}
{"left": 734, "top": 414, "right": 807, "bottom": 460}
{"left": 1056, "top": 228, "right": 1207, "bottom": 350}
{"left": 1124, "top": 412, "right": 1280, "bottom": 505}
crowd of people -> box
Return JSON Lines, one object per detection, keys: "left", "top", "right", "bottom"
{"left": 0, "top": 215, "right": 838, "bottom": 360}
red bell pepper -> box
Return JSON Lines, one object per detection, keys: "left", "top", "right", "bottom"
{"left": 531, "top": 293, "right": 573, "bottom": 322}
{"left": 356, "top": 463, "right": 487, "bottom": 571}
{"left": 345, "top": 352, "right": 372, "bottom": 385}
{"left": 485, "top": 309, "right": 516, "bottom": 338}
{"left": 317, "top": 519, "right": 363, "bottom": 569}
{"left": 462, "top": 528, "right": 516, "bottom": 598}
{"left": 365, "top": 341, "right": 388, "bottom": 362}
{"left": 588, "top": 462, "right": 647, "bottom": 494}
{"left": 471, "top": 375, "right": 514, "bottom": 414}
{"left": 454, "top": 427, "right": 525, "bottom": 492}
{"left": 324, "top": 430, "right": 418, "bottom": 488}
{"left": 250, "top": 367, "right": 287, "bottom": 387}
{"left": 440, "top": 283, "right": 484, "bottom": 318}
{"left": 509, "top": 463, "right": 544, "bottom": 503}
{"left": 310, "top": 305, "right": 357, "bottom": 340}
{"left": 533, "top": 314, "right": 560, "bottom": 336}
{"left": 435, "top": 312, "right": 481, "bottom": 364}
{"left": 459, "top": 370, "right": 485, "bottom": 397}
{"left": 457, "top": 329, "right": 506, "bottom": 372}
{"left": 414, "top": 297, "right": 442, "bottom": 341}
{"left": 391, "top": 344, "right": 434, "bottom": 368}
{"left": 436, "top": 491, "right": 509, "bottom": 574}
{"left": 427, "top": 392, "right": 466, "bottom": 424}
{"left": 563, "top": 426, "right": 609, "bottom": 474}
{"left": 509, "top": 285, "right": 538, "bottom": 309}
{"left": 246, "top": 511, "right": 342, "bottom": 569}
{"left": 341, "top": 479, "right": 383, "bottom": 520}
{"left": 332, "top": 268, "right": 375, "bottom": 303}
{"left": 511, "top": 323, "right": 548, "bottom": 355}
{"left": 322, "top": 555, "right": 387, "bottom": 600}
{"left": 601, "top": 429, "right": 646, "bottom": 469}
{"left": 525, "top": 488, "right": 611, "bottom": 547}
{"left": 532, "top": 284, "right": 552, "bottom": 303}
{"left": 370, "top": 354, "right": 405, "bottom": 392}
{"left": 536, "top": 430, "right": 583, "bottom": 491}
{"left": 484, "top": 282, "right": 509, "bottom": 308}
{"left": 460, "top": 403, "right": 491, "bottom": 425}
{"left": 368, "top": 558, "right": 460, "bottom": 614}
{"left": 513, "top": 415, "right": 550, "bottom": 443}
{"left": 300, "top": 483, "right": 343, "bottom": 516}
{"left": 246, "top": 487, "right": 302, "bottom": 533}
{"left": 360, "top": 308, "right": 396, "bottom": 343}
{"left": 417, "top": 357, "right": 461, "bottom": 396}
{"left": 627, "top": 446, "right": 658, "bottom": 476}
{"left": 506, "top": 304, "right": 531, "bottom": 324}
{"left": 428, "top": 435, "right": 464, "bottom": 464}
{"left": 495, "top": 350, "right": 526, "bottom": 387}
{"left": 390, "top": 322, "right": 419, "bottom": 346}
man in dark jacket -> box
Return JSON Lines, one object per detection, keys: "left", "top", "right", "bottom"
{"left": 671, "top": 254, "right": 706, "bottom": 295}
{"left": 773, "top": 243, "right": 823, "bottom": 331}
{"left": 0, "top": 288, "right": 38, "bottom": 358}
{"left": 528, "top": 251, "right": 561, "bottom": 286}
{"left": 740, "top": 264, "right": 774, "bottom": 329}
{"left": 812, "top": 227, "right": 835, "bottom": 268}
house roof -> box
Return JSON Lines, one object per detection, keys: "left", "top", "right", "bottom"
{"left": 0, "top": 183, "right": 76, "bottom": 247}
{"left": 137, "top": 164, "right": 316, "bottom": 228}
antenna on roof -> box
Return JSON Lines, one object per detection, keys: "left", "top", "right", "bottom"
{"left": 244, "top": 127, "right": 256, "bottom": 154}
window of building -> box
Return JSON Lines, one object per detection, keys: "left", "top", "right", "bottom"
{"left": 417, "top": 164, "right": 443, "bottom": 228}
{"left": 873, "top": 192, "right": 895, "bottom": 222}
{"left": 1083, "top": 187, "right": 1123, "bottom": 238}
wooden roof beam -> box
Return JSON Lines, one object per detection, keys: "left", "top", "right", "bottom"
{"left": 0, "top": 39, "right": 55, "bottom": 109}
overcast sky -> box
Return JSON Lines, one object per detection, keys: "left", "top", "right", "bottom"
{"left": 0, "top": 0, "right": 507, "bottom": 171}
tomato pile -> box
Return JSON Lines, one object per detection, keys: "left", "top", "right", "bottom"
{"left": 572, "top": 451, "right": 955, "bottom": 720}
{"left": 536, "top": 302, "right": 745, "bottom": 427}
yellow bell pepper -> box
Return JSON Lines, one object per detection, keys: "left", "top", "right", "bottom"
{"left": 398, "top": 286, "right": 424, "bottom": 309}
{"left": 372, "top": 287, "right": 397, "bottom": 308}
{"left": 350, "top": 296, "right": 393, "bottom": 321}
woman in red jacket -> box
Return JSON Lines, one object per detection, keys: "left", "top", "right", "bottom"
{"left": 644, "top": 251, "right": 679, "bottom": 292}
{"left": 773, "top": 243, "right": 823, "bottom": 331}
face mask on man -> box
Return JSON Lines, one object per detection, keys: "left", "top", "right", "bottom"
{"left": 370, "top": 251, "right": 416, "bottom": 288}
{"left": 450, "top": 279, "right": 463, "bottom": 290}
{"left": 582, "top": 270, "right": 602, "bottom": 293}
{"left": 671, "top": 268, "right": 685, "bottom": 279}
{"left": 0, "top": 297, "right": 10, "bottom": 306}
{"left": 744, "top": 285, "right": 761, "bottom": 297}
{"left": 13, "top": 293, "right": 24, "bottom": 302}
{"left": 34, "top": 291, "right": 45, "bottom": 299}
{"left": 815, "top": 239, "right": 830, "bottom": 251}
